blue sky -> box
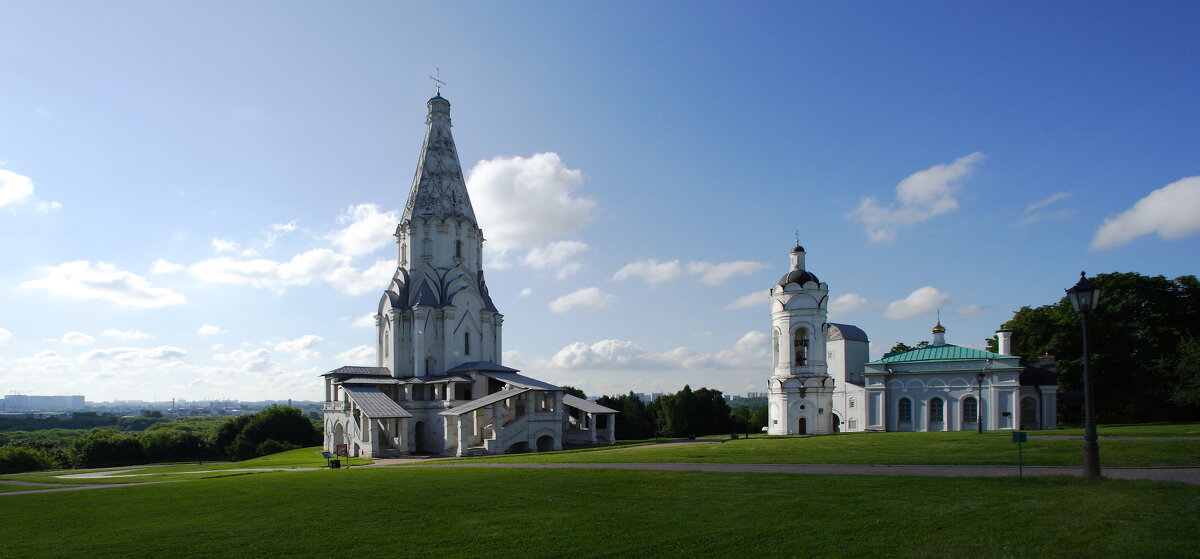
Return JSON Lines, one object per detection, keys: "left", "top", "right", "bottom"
{"left": 2, "top": 1, "right": 1198, "bottom": 402}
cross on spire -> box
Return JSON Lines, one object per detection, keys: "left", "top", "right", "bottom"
{"left": 430, "top": 68, "right": 446, "bottom": 96}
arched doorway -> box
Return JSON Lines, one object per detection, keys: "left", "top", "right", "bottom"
{"left": 507, "top": 441, "right": 530, "bottom": 453}
{"left": 536, "top": 435, "right": 555, "bottom": 452}
{"left": 332, "top": 422, "right": 345, "bottom": 451}
{"left": 798, "top": 417, "right": 808, "bottom": 435}
{"left": 414, "top": 421, "right": 426, "bottom": 453}
{"left": 832, "top": 412, "right": 842, "bottom": 433}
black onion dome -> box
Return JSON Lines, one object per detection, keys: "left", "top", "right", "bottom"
{"left": 778, "top": 269, "right": 820, "bottom": 287}
{"left": 792, "top": 244, "right": 805, "bottom": 253}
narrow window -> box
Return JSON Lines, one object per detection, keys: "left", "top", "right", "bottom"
{"left": 849, "top": 397, "right": 856, "bottom": 409}
{"left": 963, "top": 397, "right": 978, "bottom": 423}
{"left": 455, "top": 240, "right": 463, "bottom": 259}
{"left": 793, "top": 328, "right": 809, "bottom": 366}
{"left": 898, "top": 398, "right": 912, "bottom": 423}
{"left": 464, "top": 331, "right": 471, "bottom": 355}
{"left": 929, "top": 398, "right": 944, "bottom": 423}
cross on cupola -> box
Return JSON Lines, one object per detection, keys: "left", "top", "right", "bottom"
{"left": 430, "top": 68, "right": 446, "bottom": 96}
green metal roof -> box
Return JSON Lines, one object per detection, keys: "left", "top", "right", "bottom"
{"left": 870, "top": 344, "right": 1013, "bottom": 364}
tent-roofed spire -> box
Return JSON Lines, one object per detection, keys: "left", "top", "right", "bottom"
{"left": 401, "top": 95, "right": 477, "bottom": 225}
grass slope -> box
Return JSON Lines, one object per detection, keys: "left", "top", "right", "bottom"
{"left": 0, "top": 467, "right": 1196, "bottom": 558}
{"left": 442, "top": 431, "right": 1200, "bottom": 467}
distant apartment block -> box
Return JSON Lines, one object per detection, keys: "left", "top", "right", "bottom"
{"left": 2, "top": 394, "right": 86, "bottom": 411}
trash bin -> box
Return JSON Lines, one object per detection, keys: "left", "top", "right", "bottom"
{"left": 330, "top": 459, "right": 341, "bottom": 469}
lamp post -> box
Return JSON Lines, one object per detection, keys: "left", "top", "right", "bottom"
{"left": 1065, "top": 271, "right": 1102, "bottom": 480}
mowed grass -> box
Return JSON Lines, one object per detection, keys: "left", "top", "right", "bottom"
{"left": 0, "top": 447, "right": 371, "bottom": 485}
{"left": 442, "top": 431, "right": 1200, "bottom": 467}
{"left": 1052, "top": 422, "right": 1200, "bottom": 437}
{"left": 0, "top": 467, "right": 1196, "bottom": 558}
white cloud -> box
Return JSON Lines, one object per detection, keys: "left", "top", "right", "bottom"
{"left": 1024, "top": 192, "right": 1072, "bottom": 214}
{"left": 955, "top": 304, "right": 991, "bottom": 316}
{"left": 725, "top": 291, "right": 766, "bottom": 310}
{"left": 264, "top": 220, "right": 297, "bottom": 248}
{"left": 885, "top": 286, "right": 951, "bottom": 320}
{"left": 829, "top": 293, "right": 871, "bottom": 318}
{"left": 548, "top": 287, "right": 617, "bottom": 313}
{"left": 0, "top": 328, "right": 12, "bottom": 344}
{"left": 612, "top": 259, "right": 682, "bottom": 285}
{"left": 352, "top": 313, "right": 377, "bottom": 328}
{"left": 335, "top": 345, "right": 375, "bottom": 365}
{"left": 466, "top": 153, "right": 594, "bottom": 252}
{"left": 549, "top": 330, "right": 767, "bottom": 371}
{"left": 101, "top": 329, "right": 153, "bottom": 340}
{"left": 197, "top": 325, "right": 225, "bottom": 336}
{"left": 79, "top": 346, "right": 187, "bottom": 364}
{"left": 327, "top": 204, "right": 397, "bottom": 255}
{"left": 19, "top": 261, "right": 186, "bottom": 309}
{"left": 60, "top": 332, "right": 95, "bottom": 346}
{"left": 1090, "top": 176, "right": 1200, "bottom": 250}
{"left": 35, "top": 200, "right": 62, "bottom": 213}
{"left": 686, "top": 261, "right": 768, "bottom": 286}
{"left": 1020, "top": 191, "right": 1074, "bottom": 225}
{"left": 212, "top": 238, "right": 241, "bottom": 253}
{"left": 213, "top": 348, "right": 277, "bottom": 373}
{"left": 518, "top": 288, "right": 533, "bottom": 298}
{"left": 0, "top": 169, "right": 35, "bottom": 209}
{"left": 274, "top": 335, "right": 324, "bottom": 361}
{"left": 151, "top": 259, "right": 184, "bottom": 274}
{"left": 849, "top": 152, "right": 985, "bottom": 243}
{"left": 10, "top": 350, "right": 72, "bottom": 373}
{"left": 188, "top": 250, "right": 390, "bottom": 295}
{"left": 522, "top": 240, "right": 590, "bottom": 279}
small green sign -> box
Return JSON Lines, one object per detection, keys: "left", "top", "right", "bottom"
{"left": 1012, "top": 431, "right": 1027, "bottom": 443}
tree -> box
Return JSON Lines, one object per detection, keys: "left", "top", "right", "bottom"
{"left": 0, "top": 446, "right": 59, "bottom": 474}
{"left": 68, "top": 429, "right": 146, "bottom": 468}
{"left": 560, "top": 386, "right": 587, "bottom": 400}
{"left": 218, "top": 407, "right": 320, "bottom": 460}
{"left": 889, "top": 341, "right": 929, "bottom": 354}
{"left": 1000, "top": 272, "right": 1200, "bottom": 423}
{"left": 596, "top": 392, "right": 656, "bottom": 439}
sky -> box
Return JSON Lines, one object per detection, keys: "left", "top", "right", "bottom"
{"left": 1, "top": 1, "right": 1198, "bottom": 403}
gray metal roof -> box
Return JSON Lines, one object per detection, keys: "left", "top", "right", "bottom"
{"left": 827, "top": 323, "right": 869, "bottom": 342}
{"left": 482, "top": 371, "right": 561, "bottom": 391}
{"left": 339, "top": 377, "right": 402, "bottom": 385}
{"left": 322, "top": 366, "right": 391, "bottom": 377}
{"left": 562, "top": 394, "right": 618, "bottom": 414}
{"left": 447, "top": 360, "right": 520, "bottom": 374}
{"left": 440, "top": 388, "right": 527, "bottom": 416}
{"left": 399, "top": 375, "right": 473, "bottom": 384}
{"left": 342, "top": 385, "right": 412, "bottom": 418}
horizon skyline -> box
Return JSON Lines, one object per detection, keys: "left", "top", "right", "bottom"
{"left": 2, "top": 2, "right": 1198, "bottom": 402}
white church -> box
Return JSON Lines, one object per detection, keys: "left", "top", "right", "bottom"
{"left": 767, "top": 243, "right": 1059, "bottom": 435}
{"left": 321, "top": 94, "right": 617, "bottom": 458}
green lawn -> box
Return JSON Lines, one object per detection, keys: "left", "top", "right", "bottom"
{"left": 439, "top": 431, "right": 1200, "bottom": 467}
{"left": 0, "top": 447, "right": 371, "bottom": 485}
{"left": 0, "top": 467, "right": 1196, "bottom": 558}
{"left": 1051, "top": 422, "right": 1200, "bottom": 437}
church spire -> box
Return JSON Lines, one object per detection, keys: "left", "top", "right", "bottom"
{"left": 401, "top": 95, "right": 478, "bottom": 225}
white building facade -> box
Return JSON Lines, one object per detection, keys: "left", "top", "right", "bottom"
{"left": 321, "top": 95, "right": 615, "bottom": 458}
{"left": 767, "top": 243, "right": 1059, "bottom": 435}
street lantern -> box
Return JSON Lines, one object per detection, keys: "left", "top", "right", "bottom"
{"left": 1065, "top": 271, "right": 1102, "bottom": 480}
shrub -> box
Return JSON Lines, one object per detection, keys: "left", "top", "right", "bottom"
{"left": 0, "top": 446, "right": 60, "bottom": 474}
{"left": 140, "top": 429, "right": 208, "bottom": 462}
{"left": 68, "top": 429, "right": 147, "bottom": 468}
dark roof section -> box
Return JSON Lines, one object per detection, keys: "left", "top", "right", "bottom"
{"left": 827, "top": 323, "right": 869, "bottom": 342}
{"left": 562, "top": 394, "right": 619, "bottom": 414}
{"left": 446, "top": 361, "right": 520, "bottom": 374}
{"left": 342, "top": 385, "right": 412, "bottom": 418}
{"left": 778, "top": 269, "right": 820, "bottom": 287}
{"left": 440, "top": 388, "right": 528, "bottom": 416}
{"left": 1020, "top": 356, "right": 1058, "bottom": 386}
{"left": 482, "top": 371, "right": 562, "bottom": 391}
{"left": 321, "top": 366, "right": 391, "bottom": 378}
{"left": 478, "top": 270, "right": 500, "bottom": 312}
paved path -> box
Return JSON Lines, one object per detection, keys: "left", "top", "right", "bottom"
{"left": 408, "top": 462, "right": 1200, "bottom": 484}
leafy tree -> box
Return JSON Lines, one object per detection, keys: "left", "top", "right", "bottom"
{"left": 1000, "top": 272, "right": 1200, "bottom": 423}
{"left": 140, "top": 428, "right": 208, "bottom": 462}
{"left": 560, "top": 385, "right": 587, "bottom": 400}
{"left": 889, "top": 341, "right": 929, "bottom": 354}
{"left": 68, "top": 429, "right": 146, "bottom": 468}
{"left": 218, "top": 407, "right": 320, "bottom": 460}
{"left": 596, "top": 392, "right": 657, "bottom": 439}
{"left": 4, "top": 436, "right": 68, "bottom": 466}
{"left": 0, "top": 446, "right": 59, "bottom": 474}
{"left": 141, "top": 410, "right": 164, "bottom": 418}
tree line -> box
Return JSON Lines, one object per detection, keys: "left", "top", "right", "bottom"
{"left": 0, "top": 406, "right": 320, "bottom": 474}
{"left": 588, "top": 385, "right": 767, "bottom": 440}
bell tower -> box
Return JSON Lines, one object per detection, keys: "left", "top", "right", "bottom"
{"left": 767, "top": 242, "right": 835, "bottom": 435}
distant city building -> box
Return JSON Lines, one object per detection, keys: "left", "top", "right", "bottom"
{"left": 2, "top": 394, "right": 85, "bottom": 411}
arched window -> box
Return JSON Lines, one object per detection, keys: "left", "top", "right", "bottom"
{"left": 898, "top": 398, "right": 912, "bottom": 423}
{"left": 464, "top": 331, "right": 471, "bottom": 355}
{"left": 929, "top": 398, "right": 944, "bottom": 424}
{"left": 793, "top": 328, "right": 809, "bottom": 366}
{"left": 772, "top": 329, "right": 780, "bottom": 365}
{"left": 455, "top": 240, "right": 463, "bottom": 259}
{"left": 963, "top": 396, "right": 978, "bottom": 423}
